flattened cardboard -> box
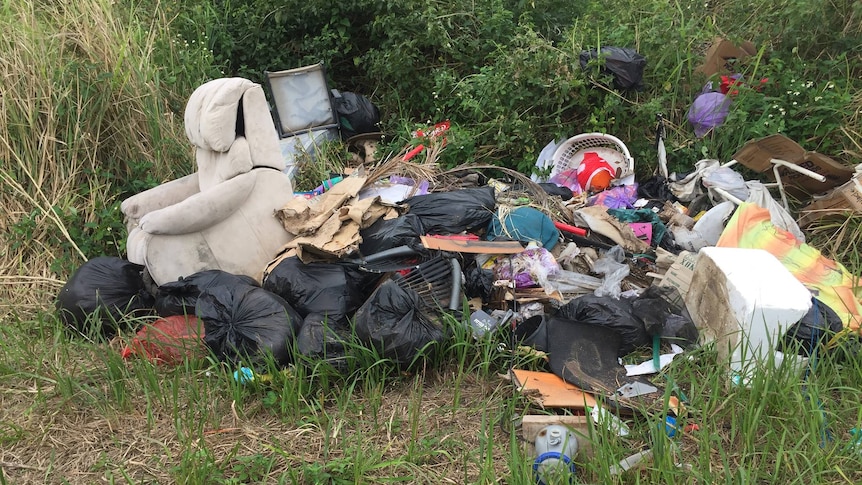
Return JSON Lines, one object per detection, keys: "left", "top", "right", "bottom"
{"left": 511, "top": 368, "right": 597, "bottom": 409}
{"left": 696, "top": 37, "right": 757, "bottom": 78}
{"left": 732, "top": 134, "right": 854, "bottom": 197}
{"left": 798, "top": 172, "right": 862, "bottom": 227}
{"left": 420, "top": 235, "right": 525, "bottom": 254}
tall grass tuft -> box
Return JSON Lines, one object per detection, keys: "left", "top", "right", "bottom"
{"left": 0, "top": 0, "right": 216, "bottom": 311}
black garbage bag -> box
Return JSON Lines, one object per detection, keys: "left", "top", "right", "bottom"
{"left": 332, "top": 91, "right": 380, "bottom": 140}
{"left": 638, "top": 176, "right": 678, "bottom": 202}
{"left": 538, "top": 183, "right": 574, "bottom": 201}
{"left": 197, "top": 284, "right": 302, "bottom": 366}
{"left": 579, "top": 46, "right": 647, "bottom": 91}
{"left": 359, "top": 214, "right": 427, "bottom": 256}
{"left": 296, "top": 314, "right": 353, "bottom": 372}
{"left": 56, "top": 256, "right": 154, "bottom": 337}
{"left": 354, "top": 279, "right": 445, "bottom": 366}
{"left": 262, "top": 257, "right": 377, "bottom": 327}
{"left": 782, "top": 298, "right": 843, "bottom": 355}
{"left": 400, "top": 186, "right": 496, "bottom": 235}
{"left": 631, "top": 286, "right": 699, "bottom": 348}
{"left": 154, "top": 270, "right": 257, "bottom": 317}
{"left": 557, "top": 294, "right": 649, "bottom": 356}
{"left": 464, "top": 265, "right": 495, "bottom": 302}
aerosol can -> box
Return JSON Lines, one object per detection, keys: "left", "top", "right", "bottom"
{"left": 533, "top": 424, "right": 578, "bottom": 485}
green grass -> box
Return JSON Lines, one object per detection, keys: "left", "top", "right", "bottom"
{"left": 2, "top": 0, "right": 862, "bottom": 483}
{"left": 2, "top": 309, "right": 862, "bottom": 484}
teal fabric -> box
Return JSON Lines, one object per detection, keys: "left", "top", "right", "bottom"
{"left": 486, "top": 206, "right": 559, "bottom": 250}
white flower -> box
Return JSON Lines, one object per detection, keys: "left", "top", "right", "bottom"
{"left": 814, "top": 96, "right": 823, "bottom": 101}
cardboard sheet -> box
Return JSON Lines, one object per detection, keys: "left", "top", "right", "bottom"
{"left": 511, "top": 368, "right": 597, "bottom": 409}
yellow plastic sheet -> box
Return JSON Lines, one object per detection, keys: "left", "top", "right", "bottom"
{"left": 717, "top": 202, "right": 862, "bottom": 333}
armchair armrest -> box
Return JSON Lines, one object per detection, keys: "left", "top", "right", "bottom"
{"left": 137, "top": 173, "right": 256, "bottom": 235}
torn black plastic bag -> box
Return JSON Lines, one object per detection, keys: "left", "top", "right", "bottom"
{"left": 354, "top": 279, "right": 445, "bottom": 367}
{"left": 359, "top": 213, "right": 427, "bottom": 256}
{"left": 781, "top": 297, "right": 843, "bottom": 355}
{"left": 400, "top": 186, "right": 496, "bottom": 235}
{"left": 154, "top": 270, "right": 257, "bottom": 317}
{"left": 198, "top": 284, "right": 302, "bottom": 366}
{"left": 464, "top": 264, "right": 495, "bottom": 302}
{"left": 56, "top": 256, "right": 154, "bottom": 337}
{"left": 579, "top": 46, "right": 647, "bottom": 91}
{"left": 262, "top": 257, "right": 378, "bottom": 328}
{"left": 631, "top": 286, "right": 699, "bottom": 349}
{"left": 557, "top": 294, "right": 649, "bottom": 356}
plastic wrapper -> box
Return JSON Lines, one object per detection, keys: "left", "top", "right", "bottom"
{"left": 296, "top": 314, "right": 352, "bottom": 372}
{"left": 400, "top": 186, "right": 496, "bottom": 234}
{"left": 56, "top": 256, "right": 154, "bottom": 337}
{"left": 332, "top": 91, "right": 380, "bottom": 140}
{"left": 353, "top": 280, "right": 445, "bottom": 367}
{"left": 120, "top": 315, "right": 205, "bottom": 365}
{"left": 588, "top": 184, "right": 638, "bottom": 209}
{"left": 591, "top": 246, "right": 629, "bottom": 299}
{"left": 687, "top": 90, "right": 731, "bottom": 137}
{"left": 493, "top": 248, "right": 561, "bottom": 295}
{"left": 702, "top": 166, "right": 750, "bottom": 202}
{"left": 198, "top": 284, "right": 303, "bottom": 366}
{"left": 154, "top": 270, "right": 257, "bottom": 317}
{"left": 464, "top": 265, "right": 495, "bottom": 302}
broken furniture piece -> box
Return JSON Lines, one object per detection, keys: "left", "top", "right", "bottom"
{"left": 121, "top": 77, "right": 295, "bottom": 285}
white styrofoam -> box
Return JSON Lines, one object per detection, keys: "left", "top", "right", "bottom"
{"left": 685, "top": 246, "right": 812, "bottom": 377}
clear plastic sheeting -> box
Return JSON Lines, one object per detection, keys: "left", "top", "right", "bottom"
{"left": 591, "top": 246, "right": 630, "bottom": 299}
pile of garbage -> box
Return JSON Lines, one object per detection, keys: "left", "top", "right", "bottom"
{"left": 50, "top": 40, "right": 862, "bottom": 482}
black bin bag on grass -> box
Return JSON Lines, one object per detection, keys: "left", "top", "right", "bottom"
{"left": 197, "top": 284, "right": 302, "bottom": 366}
{"left": 155, "top": 270, "right": 257, "bottom": 317}
{"left": 354, "top": 279, "right": 445, "bottom": 367}
{"left": 262, "top": 257, "right": 377, "bottom": 328}
{"left": 557, "top": 294, "right": 649, "bottom": 356}
{"left": 400, "top": 186, "right": 496, "bottom": 235}
{"left": 56, "top": 256, "right": 154, "bottom": 337}
{"left": 332, "top": 91, "right": 380, "bottom": 140}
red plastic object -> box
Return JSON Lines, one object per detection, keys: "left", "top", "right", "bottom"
{"left": 553, "top": 221, "right": 588, "bottom": 237}
{"left": 403, "top": 144, "right": 425, "bottom": 161}
{"left": 121, "top": 315, "right": 205, "bottom": 366}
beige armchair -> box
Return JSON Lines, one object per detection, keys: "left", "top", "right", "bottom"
{"left": 121, "top": 77, "right": 295, "bottom": 285}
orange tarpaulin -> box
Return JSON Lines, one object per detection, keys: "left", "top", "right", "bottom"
{"left": 717, "top": 202, "right": 862, "bottom": 333}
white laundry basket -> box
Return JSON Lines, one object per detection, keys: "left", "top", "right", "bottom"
{"left": 550, "top": 133, "right": 635, "bottom": 183}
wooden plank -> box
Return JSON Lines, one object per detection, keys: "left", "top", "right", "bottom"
{"left": 511, "top": 369, "right": 597, "bottom": 409}
{"left": 420, "top": 235, "right": 525, "bottom": 254}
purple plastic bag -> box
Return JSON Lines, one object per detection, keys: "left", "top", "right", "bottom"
{"left": 687, "top": 91, "right": 731, "bottom": 137}
{"left": 588, "top": 184, "right": 638, "bottom": 209}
